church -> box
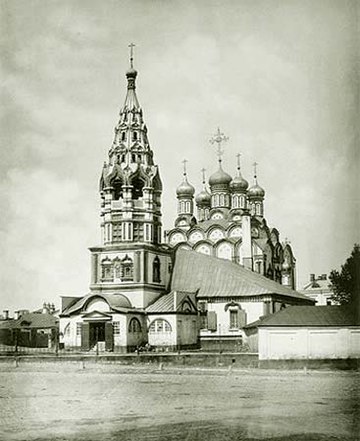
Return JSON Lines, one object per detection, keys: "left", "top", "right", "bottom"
{"left": 59, "top": 51, "right": 314, "bottom": 353}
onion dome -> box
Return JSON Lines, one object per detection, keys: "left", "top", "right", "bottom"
{"left": 209, "top": 164, "right": 232, "bottom": 186}
{"left": 195, "top": 168, "right": 211, "bottom": 205}
{"left": 176, "top": 160, "right": 195, "bottom": 197}
{"left": 230, "top": 175, "right": 249, "bottom": 192}
{"left": 248, "top": 162, "right": 265, "bottom": 198}
{"left": 195, "top": 188, "right": 211, "bottom": 205}
{"left": 126, "top": 67, "right": 138, "bottom": 78}
{"left": 248, "top": 183, "right": 265, "bottom": 198}
{"left": 230, "top": 154, "right": 248, "bottom": 192}
{"left": 176, "top": 177, "right": 195, "bottom": 197}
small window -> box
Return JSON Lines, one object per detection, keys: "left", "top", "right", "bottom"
{"left": 229, "top": 310, "right": 239, "bottom": 329}
{"left": 132, "top": 132, "right": 138, "bottom": 141}
{"left": 149, "top": 319, "right": 172, "bottom": 333}
{"left": 76, "top": 323, "right": 82, "bottom": 336}
{"left": 128, "top": 318, "right": 142, "bottom": 333}
{"left": 121, "top": 132, "right": 126, "bottom": 141}
{"left": 121, "top": 255, "right": 133, "bottom": 281}
{"left": 113, "top": 322, "right": 120, "bottom": 335}
{"left": 152, "top": 256, "right": 161, "bottom": 283}
{"left": 101, "top": 259, "right": 114, "bottom": 281}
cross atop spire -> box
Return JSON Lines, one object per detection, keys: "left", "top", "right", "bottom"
{"left": 201, "top": 167, "right": 206, "bottom": 184}
{"left": 128, "top": 43, "right": 135, "bottom": 69}
{"left": 236, "top": 153, "right": 242, "bottom": 171}
{"left": 253, "top": 161, "right": 258, "bottom": 182}
{"left": 210, "top": 128, "right": 229, "bottom": 163}
{"left": 182, "top": 159, "right": 188, "bottom": 177}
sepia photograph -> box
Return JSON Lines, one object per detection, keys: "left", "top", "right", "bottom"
{"left": 0, "top": 1, "right": 359, "bottom": 440}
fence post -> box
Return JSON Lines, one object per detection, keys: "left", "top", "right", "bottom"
{"left": 14, "top": 330, "right": 18, "bottom": 354}
{"left": 96, "top": 328, "right": 99, "bottom": 357}
{"left": 55, "top": 329, "right": 59, "bottom": 356}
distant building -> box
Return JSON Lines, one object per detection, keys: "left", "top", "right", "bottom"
{"left": 300, "top": 274, "right": 336, "bottom": 305}
{"left": 0, "top": 303, "right": 58, "bottom": 349}
{"left": 245, "top": 305, "right": 360, "bottom": 360}
{"left": 59, "top": 54, "right": 314, "bottom": 353}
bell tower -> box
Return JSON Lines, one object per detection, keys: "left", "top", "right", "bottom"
{"left": 89, "top": 46, "right": 172, "bottom": 308}
{"left": 99, "top": 45, "right": 162, "bottom": 246}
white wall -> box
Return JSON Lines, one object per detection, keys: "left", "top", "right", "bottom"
{"left": 259, "top": 327, "right": 360, "bottom": 360}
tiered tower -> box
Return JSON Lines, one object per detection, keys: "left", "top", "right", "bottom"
{"left": 89, "top": 47, "right": 172, "bottom": 308}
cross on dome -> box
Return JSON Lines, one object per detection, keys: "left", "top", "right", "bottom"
{"left": 253, "top": 161, "right": 258, "bottom": 182}
{"left": 182, "top": 159, "right": 188, "bottom": 176}
{"left": 236, "top": 153, "right": 242, "bottom": 171}
{"left": 201, "top": 167, "right": 206, "bottom": 184}
{"left": 128, "top": 43, "right": 135, "bottom": 69}
{"left": 210, "top": 128, "right": 229, "bottom": 163}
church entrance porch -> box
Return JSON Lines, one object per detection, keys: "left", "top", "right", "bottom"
{"left": 90, "top": 322, "right": 105, "bottom": 349}
{"left": 81, "top": 320, "right": 114, "bottom": 352}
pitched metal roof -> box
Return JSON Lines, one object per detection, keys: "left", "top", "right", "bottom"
{"left": 170, "top": 249, "right": 313, "bottom": 302}
{"left": 61, "top": 293, "right": 133, "bottom": 315}
{"left": 146, "top": 291, "right": 176, "bottom": 313}
{"left": 146, "top": 291, "right": 197, "bottom": 313}
{"left": 246, "top": 305, "right": 356, "bottom": 328}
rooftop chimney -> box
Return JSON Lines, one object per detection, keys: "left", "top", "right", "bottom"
{"left": 310, "top": 274, "right": 315, "bottom": 282}
{"left": 3, "top": 310, "right": 9, "bottom": 320}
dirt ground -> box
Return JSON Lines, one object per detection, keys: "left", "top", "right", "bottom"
{"left": 0, "top": 363, "right": 359, "bottom": 441}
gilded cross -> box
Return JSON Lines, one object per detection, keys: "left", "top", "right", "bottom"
{"left": 209, "top": 128, "right": 228, "bottom": 161}
{"left": 128, "top": 43, "right": 135, "bottom": 68}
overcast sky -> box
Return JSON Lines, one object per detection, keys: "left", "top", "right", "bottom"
{"left": 1, "top": 0, "right": 359, "bottom": 313}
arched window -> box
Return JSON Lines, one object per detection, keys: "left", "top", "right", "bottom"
{"left": 121, "top": 132, "right": 126, "bottom": 141}
{"left": 113, "top": 179, "right": 123, "bottom": 200}
{"left": 149, "top": 319, "right": 172, "bottom": 333}
{"left": 152, "top": 256, "right": 161, "bottom": 283}
{"left": 240, "top": 195, "right": 245, "bottom": 208}
{"left": 101, "top": 258, "right": 114, "bottom": 281}
{"left": 132, "top": 177, "right": 144, "bottom": 199}
{"left": 132, "top": 131, "right": 138, "bottom": 141}
{"left": 128, "top": 317, "right": 142, "bottom": 333}
{"left": 255, "top": 203, "right": 261, "bottom": 216}
{"left": 229, "top": 310, "right": 239, "bottom": 329}
{"left": 121, "top": 255, "right": 133, "bottom": 281}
